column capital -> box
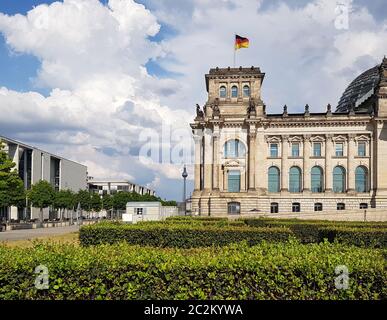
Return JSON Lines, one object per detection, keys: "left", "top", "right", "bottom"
{"left": 282, "top": 135, "right": 290, "bottom": 142}
{"left": 303, "top": 134, "right": 311, "bottom": 141}
{"left": 325, "top": 134, "right": 334, "bottom": 141}
{"left": 348, "top": 133, "right": 356, "bottom": 141}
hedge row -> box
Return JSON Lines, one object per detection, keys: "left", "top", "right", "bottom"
{"left": 318, "top": 227, "right": 387, "bottom": 248}
{"left": 0, "top": 241, "right": 385, "bottom": 300}
{"left": 79, "top": 223, "right": 292, "bottom": 248}
{"left": 243, "top": 218, "right": 387, "bottom": 244}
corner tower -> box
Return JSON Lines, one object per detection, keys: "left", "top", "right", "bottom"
{"left": 204, "top": 66, "right": 265, "bottom": 117}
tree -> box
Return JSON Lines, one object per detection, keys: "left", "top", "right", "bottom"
{"left": 76, "top": 190, "right": 91, "bottom": 218}
{"left": 54, "top": 189, "right": 75, "bottom": 220}
{"left": 0, "top": 141, "right": 26, "bottom": 220}
{"left": 102, "top": 193, "right": 113, "bottom": 219}
{"left": 28, "top": 180, "right": 55, "bottom": 224}
{"left": 90, "top": 193, "right": 102, "bottom": 216}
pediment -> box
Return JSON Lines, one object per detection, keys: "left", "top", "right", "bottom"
{"left": 310, "top": 135, "right": 325, "bottom": 142}
{"left": 333, "top": 135, "right": 347, "bottom": 142}
{"left": 355, "top": 134, "right": 370, "bottom": 142}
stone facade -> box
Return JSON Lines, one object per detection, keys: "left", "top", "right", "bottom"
{"left": 190, "top": 59, "right": 387, "bottom": 217}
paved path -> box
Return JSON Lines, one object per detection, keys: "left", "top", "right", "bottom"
{"left": 0, "top": 225, "right": 79, "bottom": 241}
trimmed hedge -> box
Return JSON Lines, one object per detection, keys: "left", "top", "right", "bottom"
{"left": 0, "top": 241, "right": 385, "bottom": 300}
{"left": 243, "top": 218, "right": 387, "bottom": 244}
{"left": 319, "top": 227, "right": 387, "bottom": 248}
{"left": 79, "top": 222, "right": 292, "bottom": 248}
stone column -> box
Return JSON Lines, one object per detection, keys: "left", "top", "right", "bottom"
{"left": 281, "top": 135, "right": 289, "bottom": 192}
{"left": 248, "top": 127, "right": 256, "bottom": 190}
{"left": 193, "top": 130, "right": 203, "bottom": 191}
{"left": 203, "top": 128, "right": 213, "bottom": 191}
{"left": 347, "top": 134, "right": 356, "bottom": 193}
{"left": 212, "top": 130, "right": 220, "bottom": 190}
{"left": 303, "top": 135, "right": 311, "bottom": 192}
{"left": 325, "top": 134, "right": 333, "bottom": 192}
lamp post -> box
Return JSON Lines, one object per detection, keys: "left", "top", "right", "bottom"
{"left": 182, "top": 165, "right": 188, "bottom": 216}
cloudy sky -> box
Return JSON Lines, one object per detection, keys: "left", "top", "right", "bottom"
{"left": 0, "top": 0, "right": 386, "bottom": 200}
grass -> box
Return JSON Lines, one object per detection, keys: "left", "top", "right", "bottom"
{"left": 1, "top": 232, "right": 79, "bottom": 248}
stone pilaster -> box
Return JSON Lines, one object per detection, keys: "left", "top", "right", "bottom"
{"left": 347, "top": 134, "right": 356, "bottom": 193}
{"left": 248, "top": 126, "right": 256, "bottom": 190}
{"left": 203, "top": 128, "right": 213, "bottom": 191}
{"left": 281, "top": 135, "right": 289, "bottom": 192}
{"left": 212, "top": 129, "right": 220, "bottom": 190}
{"left": 303, "top": 135, "right": 311, "bottom": 192}
{"left": 325, "top": 134, "right": 333, "bottom": 192}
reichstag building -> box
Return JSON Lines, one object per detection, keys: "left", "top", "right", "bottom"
{"left": 190, "top": 57, "right": 387, "bottom": 216}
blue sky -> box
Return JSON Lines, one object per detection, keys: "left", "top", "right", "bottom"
{"left": 0, "top": 0, "right": 386, "bottom": 200}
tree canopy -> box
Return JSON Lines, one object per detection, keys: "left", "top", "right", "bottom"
{"left": 0, "top": 141, "right": 25, "bottom": 209}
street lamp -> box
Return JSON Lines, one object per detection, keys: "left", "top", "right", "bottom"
{"left": 182, "top": 165, "right": 188, "bottom": 216}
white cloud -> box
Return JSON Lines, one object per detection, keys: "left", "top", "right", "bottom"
{"left": 0, "top": 0, "right": 387, "bottom": 200}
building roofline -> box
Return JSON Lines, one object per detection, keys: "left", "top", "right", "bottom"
{"left": 0, "top": 135, "right": 87, "bottom": 169}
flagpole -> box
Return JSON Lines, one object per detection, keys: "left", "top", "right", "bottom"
{"left": 233, "top": 33, "right": 236, "bottom": 67}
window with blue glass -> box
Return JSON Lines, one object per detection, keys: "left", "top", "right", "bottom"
{"left": 243, "top": 85, "right": 250, "bottom": 97}
{"left": 335, "top": 143, "right": 344, "bottom": 156}
{"left": 270, "top": 143, "right": 278, "bottom": 157}
{"left": 289, "top": 166, "right": 301, "bottom": 193}
{"left": 268, "top": 166, "right": 280, "bottom": 193}
{"left": 311, "top": 166, "right": 323, "bottom": 193}
{"left": 333, "top": 166, "right": 346, "bottom": 193}
{"left": 355, "top": 166, "right": 367, "bottom": 193}
{"left": 313, "top": 143, "right": 321, "bottom": 156}
{"left": 291, "top": 143, "right": 300, "bottom": 157}
{"left": 358, "top": 142, "right": 366, "bottom": 156}
{"left": 224, "top": 139, "right": 246, "bottom": 158}
{"left": 219, "top": 85, "right": 227, "bottom": 98}
{"left": 228, "top": 170, "right": 241, "bottom": 192}
{"left": 231, "top": 85, "right": 238, "bottom": 97}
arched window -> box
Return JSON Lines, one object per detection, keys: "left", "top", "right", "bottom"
{"left": 268, "top": 166, "right": 280, "bottom": 193}
{"left": 311, "top": 166, "right": 323, "bottom": 193}
{"left": 333, "top": 166, "right": 346, "bottom": 193}
{"left": 231, "top": 85, "right": 238, "bottom": 98}
{"left": 355, "top": 166, "right": 367, "bottom": 193}
{"left": 219, "top": 85, "right": 227, "bottom": 98}
{"left": 243, "top": 85, "right": 250, "bottom": 97}
{"left": 224, "top": 139, "right": 246, "bottom": 158}
{"left": 289, "top": 166, "right": 301, "bottom": 193}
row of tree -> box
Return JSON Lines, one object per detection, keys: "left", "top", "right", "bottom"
{"left": 0, "top": 142, "right": 176, "bottom": 223}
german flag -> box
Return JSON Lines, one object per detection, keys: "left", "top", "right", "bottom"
{"left": 235, "top": 34, "right": 249, "bottom": 50}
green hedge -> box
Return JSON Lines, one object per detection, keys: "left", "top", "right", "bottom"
{"left": 79, "top": 222, "right": 292, "bottom": 248}
{"left": 318, "top": 227, "right": 387, "bottom": 248}
{"left": 243, "top": 218, "right": 387, "bottom": 244}
{"left": 0, "top": 241, "right": 385, "bottom": 300}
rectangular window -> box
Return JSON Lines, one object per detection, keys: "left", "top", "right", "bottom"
{"left": 292, "top": 203, "right": 301, "bottom": 212}
{"left": 291, "top": 143, "right": 300, "bottom": 157}
{"left": 270, "top": 143, "right": 278, "bottom": 157}
{"left": 313, "top": 143, "right": 322, "bottom": 157}
{"left": 359, "top": 203, "right": 368, "bottom": 209}
{"left": 270, "top": 203, "right": 279, "bottom": 213}
{"left": 337, "top": 203, "right": 345, "bottom": 210}
{"left": 335, "top": 143, "right": 344, "bottom": 156}
{"left": 358, "top": 142, "right": 366, "bottom": 156}
{"left": 228, "top": 170, "right": 241, "bottom": 192}
{"left": 228, "top": 202, "right": 241, "bottom": 215}
{"left": 314, "top": 203, "right": 323, "bottom": 211}
{"left": 135, "top": 208, "right": 144, "bottom": 215}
